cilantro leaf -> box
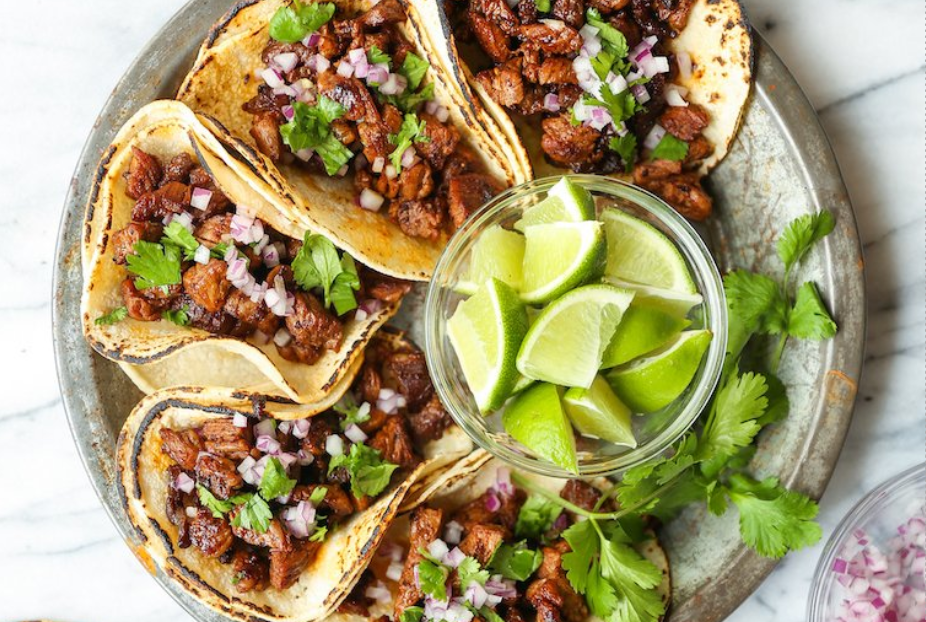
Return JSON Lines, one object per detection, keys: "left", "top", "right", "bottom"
{"left": 698, "top": 372, "right": 768, "bottom": 469}
{"left": 457, "top": 556, "right": 490, "bottom": 588}
{"left": 609, "top": 134, "right": 638, "bottom": 172}
{"left": 586, "top": 9, "right": 629, "bottom": 60}
{"left": 650, "top": 133, "right": 689, "bottom": 162}
{"left": 723, "top": 270, "right": 786, "bottom": 337}
{"left": 126, "top": 241, "right": 182, "bottom": 289}
{"left": 399, "top": 606, "right": 425, "bottom": 622}
{"left": 162, "top": 221, "right": 199, "bottom": 259}
{"left": 561, "top": 520, "right": 598, "bottom": 594}
{"left": 161, "top": 306, "right": 190, "bottom": 326}
{"left": 788, "top": 282, "right": 837, "bottom": 340}
{"left": 309, "top": 486, "right": 328, "bottom": 505}
{"left": 269, "top": 1, "right": 336, "bottom": 43}
{"left": 230, "top": 493, "right": 273, "bottom": 533}
{"left": 777, "top": 210, "right": 835, "bottom": 274}
{"left": 489, "top": 541, "right": 542, "bottom": 581}
{"left": 259, "top": 457, "right": 297, "bottom": 500}
{"left": 334, "top": 393, "right": 372, "bottom": 430}
{"left": 388, "top": 113, "right": 428, "bottom": 173}
{"left": 95, "top": 306, "right": 128, "bottom": 326}
{"left": 586, "top": 88, "right": 643, "bottom": 127}
{"left": 309, "top": 524, "right": 328, "bottom": 542}
{"left": 367, "top": 45, "right": 391, "bottom": 67}
{"left": 398, "top": 52, "right": 430, "bottom": 91}
{"left": 417, "top": 558, "right": 449, "bottom": 601}
{"left": 197, "top": 484, "right": 234, "bottom": 518}
{"left": 515, "top": 494, "right": 563, "bottom": 540}
{"left": 291, "top": 233, "right": 359, "bottom": 313}
{"left": 328, "top": 442, "right": 399, "bottom": 498}
{"left": 534, "top": 0, "right": 551, "bottom": 11}
{"left": 280, "top": 98, "right": 354, "bottom": 175}
{"left": 381, "top": 82, "right": 436, "bottom": 113}
{"left": 726, "top": 474, "right": 822, "bottom": 558}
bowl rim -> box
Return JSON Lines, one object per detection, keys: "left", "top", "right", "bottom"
{"left": 424, "top": 174, "right": 728, "bottom": 478}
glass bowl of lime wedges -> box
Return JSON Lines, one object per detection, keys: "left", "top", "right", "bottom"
{"left": 424, "top": 175, "right": 727, "bottom": 477}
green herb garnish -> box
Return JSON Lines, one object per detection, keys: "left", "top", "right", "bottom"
{"left": 328, "top": 442, "right": 398, "bottom": 498}
{"left": 269, "top": 1, "right": 335, "bottom": 43}
{"left": 280, "top": 97, "right": 354, "bottom": 176}
{"left": 291, "top": 232, "right": 360, "bottom": 314}
{"left": 95, "top": 306, "right": 128, "bottom": 326}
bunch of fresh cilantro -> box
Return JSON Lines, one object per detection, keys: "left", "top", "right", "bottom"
{"left": 510, "top": 211, "right": 838, "bottom": 622}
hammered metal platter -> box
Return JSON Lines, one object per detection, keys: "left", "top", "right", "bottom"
{"left": 52, "top": 1, "right": 865, "bottom": 620}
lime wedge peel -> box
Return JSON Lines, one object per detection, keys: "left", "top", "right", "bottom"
{"left": 600, "top": 300, "right": 690, "bottom": 368}
{"left": 564, "top": 376, "right": 637, "bottom": 448}
{"left": 457, "top": 225, "right": 526, "bottom": 295}
{"left": 515, "top": 177, "right": 596, "bottom": 231}
{"left": 503, "top": 382, "right": 578, "bottom": 473}
{"left": 520, "top": 221, "right": 606, "bottom": 304}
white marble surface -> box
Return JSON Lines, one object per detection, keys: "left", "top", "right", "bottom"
{"left": 0, "top": 0, "right": 923, "bottom": 620}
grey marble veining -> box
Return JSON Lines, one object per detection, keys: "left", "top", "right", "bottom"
{"left": 0, "top": 0, "right": 923, "bottom": 620}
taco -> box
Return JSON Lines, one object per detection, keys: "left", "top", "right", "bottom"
{"left": 328, "top": 459, "right": 671, "bottom": 622}
{"left": 82, "top": 100, "right": 414, "bottom": 406}
{"left": 117, "top": 332, "right": 475, "bottom": 621}
{"left": 177, "top": 0, "right": 530, "bottom": 281}
{"left": 435, "top": 0, "right": 753, "bottom": 220}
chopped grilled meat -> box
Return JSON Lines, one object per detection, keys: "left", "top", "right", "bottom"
{"left": 452, "top": 488, "right": 524, "bottom": 532}
{"left": 398, "top": 162, "right": 436, "bottom": 201}
{"left": 230, "top": 513, "right": 290, "bottom": 551}
{"left": 317, "top": 71, "right": 379, "bottom": 122}
{"left": 200, "top": 419, "right": 253, "bottom": 461}
{"left": 111, "top": 221, "right": 163, "bottom": 265}
{"left": 359, "top": 407, "right": 390, "bottom": 436}
{"left": 132, "top": 181, "right": 191, "bottom": 222}
{"left": 470, "top": 13, "right": 512, "bottom": 63}
{"left": 390, "top": 199, "right": 445, "bottom": 240}
{"left": 362, "top": 270, "right": 413, "bottom": 304}
{"left": 519, "top": 22, "right": 583, "bottom": 55}
{"left": 121, "top": 278, "right": 166, "bottom": 321}
{"left": 269, "top": 539, "right": 320, "bottom": 589}
{"left": 193, "top": 213, "right": 233, "bottom": 247}
{"left": 472, "top": 0, "right": 521, "bottom": 33}
{"left": 357, "top": 0, "right": 406, "bottom": 28}
{"left": 588, "top": 0, "right": 630, "bottom": 13}
{"left": 395, "top": 506, "right": 444, "bottom": 617}
{"left": 553, "top": 0, "right": 585, "bottom": 28}
{"left": 632, "top": 158, "right": 683, "bottom": 183}
{"left": 369, "top": 416, "right": 418, "bottom": 468}
{"left": 291, "top": 484, "right": 355, "bottom": 520}
{"left": 261, "top": 41, "right": 313, "bottom": 67}
{"left": 188, "top": 506, "right": 235, "bottom": 558}
{"left": 243, "top": 85, "right": 290, "bottom": 117}
{"left": 526, "top": 578, "right": 565, "bottom": 622}
{"left": 126, "top": 147, "right": 163, "bottom": 200}
{"left": 537, "top": 542, "right": 589, "bottom": 622}
{"left": 538, "top": 57, "right": 578, "bottom": 85}
{"left": 163, "top": 152, "right": 197, "bottom": 183}
{"left": 302, "top": 415, "right": 336, "bottom": 456}
{"left": 541, "top": 114, "right": 604, "bottom": 168}
{"left": 459, "top": 523, "right": 507, "bottom": 565}
{"left": 358, "top": 118, "right": 392, "bottom": 163}
{"left": 447, "top": 174, "right": 501, "bottom": 229}
{"left": 224, "top": 290, "right": 280, "bottom": 336}
{"left": 407, "top": 394, "right": 453, "bottom": 443}
{"left": 506, "top": 606, "right": 530, "bottom": 622}
{"left": 195, "top": 453, "right": 244, "bottom": 500}
{"left": 559, "top": 480, "right": 602, "bottom": 512}
{"left": 415, "top": 113, "right": 461, "bottom": 171}
{"left": 187, "top": 167, "right": 232, "bottom": 217}
{"left": 445, "top": 146, "right": 482, "bottom": 177}
{"left": 317, "top": 22, "right": 347, "bottom": 59}
{"left": 555, "top": 84, "right": 583, "bottom": 109}
{"left": 250, "top": 113, "right": 285, "bottom": 162}
{"left": 231, "top": 546, "right": 269, "bottom": 593}
{"left": 659, "top": 103, "right": 709, "bottom": 141}
{"left": 608, "top": 9, "right": 642, "bottom": 47}
{"left": 183, "top": 259, "right": 231, "bottom": 314}
{"left": 382, "top": 350, "right": 433, "bottom": 410}
{"left": 684, "top": 135, "right": 714, "bottom": 165}
{"left": 286, "top": 292, "right": 343, "bottom": 352}
{"left": 643, "top": 172, "right": 712, "bottom": 221}
{"left": 165, "top": 464, "right": 193, "bottom": 544}
{"left": 331, "top": 118, "right": 359, "bottom": 145}
{"left": 175, "top": 294, "right": 241, "bottom": 335}
{"left": 160, "top": 427, "right": 204, "bottom": 470}
{"left": 517, "top": 0, "right": 538, "bottom": 23}
{"left": 359, "top": 363, "right": 382, "bottom": 404}
{"left": 476, "top": 59, "right": 525, "bottom": 107}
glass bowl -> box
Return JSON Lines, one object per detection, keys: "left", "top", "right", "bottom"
{"left": 808, "top": 463, "right": 926, "bottom": 622}
{"left": 424, "top": 175, "right": 727, "bottom": 478}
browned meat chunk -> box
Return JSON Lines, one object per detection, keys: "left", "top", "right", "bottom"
{"left": 165, "top": 465, "right": 193, "bottom": 545}
{"left": 359, "top": 362, "right": 382, "bottom": 404}
{"left": 357, "top": 0, "right": 406, "bottom": 28}
{"left": 122, "top": 278, "right": 166, "bottom": 321}
{"left": 225, "top": 290, "right": 280, "bottom": 337}
{"left": 447, "top": 174, "right": 501, "bottom": 229}
{"left": 317, "top": 71, "right": 379, "bottom": 122}
{"left": 188, "top": 507, "right": 234, "bottom": 558}
{"left": 407, "top": 394, "right": 453, "bottom": 443}
{"left": 291, "top": 484, "right": 355, "bottom": 520}
{"left": 174, "top": 294, "right": 240, "bottom": 335}
{"left": 643, "top": 172, "right": 713, "bottom": 221}
{"left": 286, "top": 292, "right": 343, "bottom": 352}
{"left": 476, "top": 59, "right": 525, "bottom": 107}
{"left": 541, "top": 115, "right": 604, "bottom": 168}
{"left": 261, "top": 41, "right": 313, "bottom": 67}
{"left": 369, "top": 416, "right": 418, "bottom": 469}
{"left": 194, "top": 213, "right": 233, "bottom": 247}
{"left": 398, "top": 162, "right": 435, "bottom": 201}
{"left": 390, "top": 199, "right": 445, "bottom": 240}
{"left": 537, "top": 543, "right": 589, "bottom": 622}
{"left": 160, "top": 427, "right": 204, "bottom": 470}
{"left": 358, "top": 118, "right": 392, "bottom": 163}
{"left": 459, "top": 524, "right": 507, "bottom": 565}
{"left": 633, "top": 159, "right": 683, "bottom": 184}
{"left": 243, "top": 85, "right": 290, "bottom": 117}
{"left": 538, "top": 57, "right": 577, "bottom": 85}
{"left": 395, "top": 506, "right": 444, "bottom": 617}
{"left": 608, "top": 9, "right": 642, "bottom": 47}
{"left": 126, "top": 148, "right": 163, "bottom": 200}
{"left": 183, "top": 259, "right": 231, "bottom": 314}
{"left": 132, "top": 181, "right": 191, "bottom": 222}
{"left": 470, "top": 13, "right": 512, "bottom": 63}
{"left": 200, "top": 419, "right": 253, "bottom": 461}
{"left": 553, "top": 0, "right": 585, "bottom": 27}
{"left": 518, "top": 0, "right": 538, "bottom": 22}
{"left": 232, "top": 546, "right": 269, "bottom": 593}
{"left": 588, "top": 0, "right": 629, "bottom": 13}
{"left": 415, "top": 114, "right": 460, "bottom": 171}
{"left": 270, "top": 539, "right": 321, "bottom": 589}
{"left": 660, "top": 103, "right": 709, "bottom": 141}
{"left": 527, "top": 578, "right": 565, "bottom": 622}
{"left": 301, "top": 414, "right": 336, "bottom": 457}
{"left": 250, "top": 113, "right": 285, "bottom": 162}
{"left": 363, "top": 270, "right": 413, "bottom": 304}
{"left": 382, "top": 350, "right": 433, "bottom": 409}
{"left": 685, "top": 135, "right": 714, "bottom": 165}
{"left": 472, "top": 0, "right": 520, "bottom": 33}
{"left": 560, "top": 480, "right": 602, "bottom": 512}
{"left": 111, "top": 222, "right": 163, "bottom": 265}
{"left": 506, "top": 607, "right": 529, "bottom": 622}
{"left": 519, "top": 22, "right": 583, "bottom": 55}
{"left": 230, "top": 513, "right": 289, "bottom": 551}
{"left": 164, "top": 152, "right": 197, "bottom": 183}
{"left": 195, "top": 453, "right": 244, "bottom": 500}
{"left": 278, "top": 341, "right": 322, "bottom": 364}
{"left": 187, "top": 166, "right": 232, "bottom": 217}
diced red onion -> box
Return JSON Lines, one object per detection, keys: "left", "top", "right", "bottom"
{"left": 587, "top": 105, "right": 613, "bottom": 131}
{"left": 295, "top": 448, "right": 315, "bottom": 466}
{"left": 253, "top": 233, "right": 270, "bottom": 256}
{"left": 265, "top": 275, "right": 294, "bottom": 317}
{"left": 345, "top": 423, "right": 368, "bottom": 443}
{"left": 360, "top": 298, "right": 383, "bottom": 316}
{"left": 485, "top": 577, "right": 517, "bottom": 599}
{"left": 185, "top": 506, "right": 197, "bottom": 518}
{"left": 282, "top": 105, "right": 296, "bottom": 122}
{"left": 295, "top": 147, "right": 315, "bottom": 162}
{"left": 230, "top": 213, "right": 255, "bottom": 243}
{"left": 677, "top": 51, "right": 693, "bottom": 81}
{"left": 355, "top": 59, "right": 371, "bottom": 80}
{"left": 190, "top": 187, "right": 213, "bottom": 211}
{"left": 465, "top": 582, "right": 489, "bottom": 608}
{"left": 359, "top": 188, "right": 385, "bottom": 212}
{"left": 303, "top": 32, "right": 321, "bottom": 48}
{"left": 443, "top": 546, "right": 466, "bottom": 568}
{"left": 277, "top": 452, "right": 298, "bottom": 472}
{"left": 428, "top": 539, "right": 450, "bottom": 561}
{"left": 378, "top": 540, "right": 405, "bottom": 563}
{"left": 365, "top": 580, "right": 392, "bottom": 602}
{"left": 336, "top": 164, "right": 349, "bottom": 177}
{"left": 248, "top": 280, "right": 268, "bottom": 304}
{"left": 379, "top": 73, "right": 406, "bottom": 96}
{"left": 385, "top": 164, "right": 398, "bottom": 180}
{"left": 631, "top": 83, "right": 651, "bottom": 105}
{"left": 644, "top": 124, "right": 667, "bottom": 150}
{"left": 606, "top": 72, "right": 628, "bottom": 95}
{"left": 326, "top": 435, "right": 345, "bottom": 456}
{"left": 495, "top": 467, "right": 513, "bottom": 497}
{"left": 314, "top": 54, "right": 331, "bottom": 73}
{"left": 400, "top": 147, "right": 417, "bottom": 169}
{"left": 337, "top": 60, "right": 355, "bottom": 78}
{"left": 237, "top": 456, "right": 260, "bottom": 486}
{"left": 386, "top": 561, "right": 404, "bottom": 581}
{"left": 484, "top": 492, "right": 501, "bottom": 512}
{"left": 254, "top": 418, "right": 277, "bottom": 439}
{"left": 444, "top": 520, "right": 463, "bottom": 545}
{"left": 233, "top": 412, "right": 249, "bottom": 428}
{"left": 435, "top": 106, "right": 450, "bottom": 123}
{"left": 193, "top": 244, "right": 211, "bottom": 265}
{"left": 273, "top": 52, "right": 299, "bottom": 73}
{"left": 553, "top": 511, "right": 569, "bottom": 531}
{"left": 578, "top": 24, "right": 600, "bottom": 40}
{"left": 273, "top": 327, "right": 292, "bottom": 347}
{"left": 261, "top": 243, "right": 282, "bottom": 268}
{"left": 261, "top": 68, "right": 285, "bottom": 89}
{"left": 366, "top": 64, "right": 389, "bottom": 85}
{"left": 371, "top": 156, "right": 385, "bottom": 173}
{"left": 665, "top": 85, "right": 689, "bottom": 107}
{"left": 291, "top": 419, "right": 311, "bottom": 440}
{"left": 348, "top": 48, "right": 367, "bottom": 65}
{"left": 256, "top": 435, "right": 281, "bottom": 455}
{"left": 283, "top": 500, "right": 317, "bottom": 539}
{"left": 171, "top": 211, "right": 194, "bottom": 232}
{"left": 278, "top": 421, "right": 293, "bottom": 435}
{"left": 377, "top": 387, "right": 406, "bottom": 414}
{"left": 172, "top": 471, "right": 195, "bottom": 494}
{"left": 425, "top": 100, "right": 440, "bottom": 115}
{"left": 273, "top": 84, "right": 298, "bottom": 98}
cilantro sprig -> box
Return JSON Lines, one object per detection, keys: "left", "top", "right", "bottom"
{"left": 291, "top": 233, "right": 361, "bottom": 315}
{"left": 280, "top": 98, "right": 355, "bottom": 176}
{"left": 126, "top": 241, "right": 182, "bottom": 290}
{"left": 269, "top": 0, "right": 335, "bottom": 43}
{"left": 328, "top": 442, "right": 398, "bottom": 498}
{"left": 95, "top": 306, "right": 128, "bottom": 326}
{"left": 388, "top": 113, "right": 429, "bottom": 174}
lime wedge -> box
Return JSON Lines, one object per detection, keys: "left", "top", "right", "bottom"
{"left": 516, "top": 177, "right": 596, "bottom": 230}
{"left": 447, "top": 278, "right": 529, "bottom": 413}
{"left": 606, "top": 330, "right": 712, "bottom": 413}
{"left": 517, "top": 284, "right": 634, "bottom": 389}
{"left": 601, "top": 300, "right": 690, "bottom": 368}
{"left": 458, "top": 225, "right": 525, "bottom": 294}
{"left": 520, "top": 221, "right": 606, "bottom": 304}
{"left": 564, "top": 376, "right": 637, "bottom": 447}
{"left": 605, "top": 278, "right": 704, "bottom": 317}
{"left": 511, "top": 373, "right": 536, "bottom": 394}
{"left": 503, "top": 383, "right": 578, "bottom": 473}
{"left": 601, "top": 208, "right": 697, "bottom": 294}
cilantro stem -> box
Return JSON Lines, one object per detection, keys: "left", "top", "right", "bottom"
{"left": 770, "top": 333, "right": 788, "bottom": 375}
